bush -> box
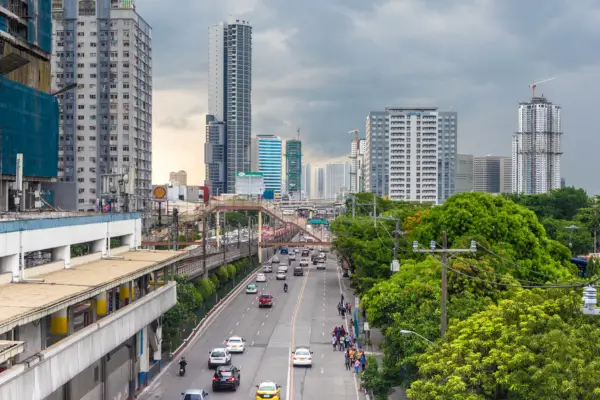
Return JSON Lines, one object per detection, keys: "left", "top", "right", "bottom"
{"left": 217, "top": 266, "right": 229, "bottom": 283}
{"left": 210, "top": 273, "right": 220, "bottom": 289}
{"left": 197, "top": 278, "right": 216, "bottom": 298}
{"left": 227, "top": 264, "right": 237, "bottom": 279}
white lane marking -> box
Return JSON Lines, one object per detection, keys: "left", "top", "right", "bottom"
{"left": 257, "top": 330, "right": 260, "bottom": 335}
{"left": 247, "top": 307, "right": 250, "bottom": 311}
{"left": 321, "top": 367, "right": 324, "bottom": 374}
{"left": 222, "top": 340, "right": 226, "bottom": 344}
{"left": 266, "top": 314, "right": 269, "bottom": 318}
{"left": 241, "top": 314, "right": 245, "bottom": 318}
{"left": 322, "top": 332, "right": 324, "bottom": 336}
{"left": 262, "top": 322, "right": 264, "bottom": 326}
{"left": 251, "top": 341, "right": 255, "bottom": 346}
{"left": 236, "top": 321, "right": 239, "bottom": 326}
{"left": 202, "top": 368, "right": 205, "bottom": 372}
{"left": 229, "top": 330, "right": 233, "bottom": 335}
{"left": 322, "top": 322, "right": 324, "bottom": 327}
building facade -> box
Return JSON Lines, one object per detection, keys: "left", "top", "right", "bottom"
{"left": 0, "top": 0, "right": 59, "bottom": 211}
{"left": 206, "top": 19, "right": 252, "bottom": 193}
{"left": 437, "top": 111, "right": 457, "bottom": 203}
{"left": 387, "top": 108, "right": 438, "bottom": 203}
{"left": 455, "top": 154, "right": 474, "bottom": 193}
{"left": 256, "top": 135, "right": 282, "bottom": 195}
{"left": 474, "top": 156, "right": 512, "bottom": 193}
{"left": 285, "top": 139, "right": 302, "bottom": 196}
{"left": 303, "top": 163, "right": 311, "bottom": 199}
{"left": 314, "top": 167, "right": 325, "bottom": 199}
{"left": 365, "top": 111, "right": 389, "bottom": 196}
{"left": 204, "top": 114, "right": 226, "bottom": 195}
{"left": 325, "top": 162, "right": 350, "bottom": 200}
{"left": 169, "top": 170, "right": 187, "bottom": 186}
{"left": 512, "top": 96, "right": 562, "bottom": 194}
{"left": 350, "top": 138, "right": 366, "bottom": 193}
{"left": 51, "top": 0, "right": 153, "bottom": 211}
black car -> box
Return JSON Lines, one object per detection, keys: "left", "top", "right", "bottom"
{"left": 212, "top": 365, "right": 241, "bottom": 391}
{"left": 294, "top": 266, "right": 303, "bottom": 276}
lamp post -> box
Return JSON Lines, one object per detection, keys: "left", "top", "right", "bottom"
{"left": 399, "top": 330, "right": 433, "bottom": 344}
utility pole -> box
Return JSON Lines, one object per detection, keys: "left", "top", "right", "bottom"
{"left": 351, "top": 195, "right": 356, "bottom": 218}
{"left": 393, "top": 218, "right": 400, "bottom": 261}
{"left": 373, "top": 193, "right": 377, "bottom": 227}
{"left": 412, "top": 232, "right": 476, "bottom": 338}
{"left": 171, "top": 208, "right": 179, "bottom": 251}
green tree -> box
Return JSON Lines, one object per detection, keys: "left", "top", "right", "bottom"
{"left": 407, "top": 289, "right": 600, "bottom": 400}
{"left": 227, "top": 264, "right": 237, "bottom": 279}
{"left": 217, "top": 266, "right": 229, "bottom": 283}
{"left": 162, "top": 276, "right": 203, "bottom": 344}
{"left": 210, "top": 274, "right": 220, "bottom": 289}
{"left": 197, "top": 277, "right": 216, "bottom": 299}
{"left": 504, "top": 187, "right": 589, "bottom": 221}
{"left": 361, "top": 355, "right": 394, "bottom": 400}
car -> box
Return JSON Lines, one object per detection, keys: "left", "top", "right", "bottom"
{"left": 299, "top": 258, "right": 309, "bottom": 267}
{"left": 308, "top": 245, "right": 314, "bottom": 250}
{"left": 263, "top": 265, "right": 273, "bottom": 273}
{"left": 259, "top": 293, "right": 274, "bottom": 308}
{"left": 319, "top": 252, "right": 326, "bottom": 260}
{"left": 294, "top": 247, "right": 300, "bottom": 253}
{"left": 316, "top": 260, "right": 326, "bottom": 270}
{"left": 226, "top": 336, "right": 246, "bottom": 353}
{"left": 208, "top": 348, "right": 232, "bottom": 369}
{"left": 212, "top": 365, "right": 241, "bottom": 391}
{"left": 292, "top": 347, "right": 313, "bottom": 367}
{"left": 293, "top": 266, "right": 303, "bottom": 276}
{"left": 276, "top": 271, "right": 286, "bottom": 280}
{"left": 301, "top": 249, "right": 310, "bottom": 257}
{"left": 255, "top": 381, "right": 281, "bottom": 400}
{"left": 288, "top": 253, "right": 296, "bottom": 261}
{"left": 256, "top": 273, "right": 267, "bottom": 283}
{"left": 272, "top": 256, "right": 280, "bottom": 264}
{"left": 278, "top": 265, "right": 288, "bottom": 273}
{"left": 246, "top": 284, "right": 258, "bottom": 294}
{"left": 181, "top": 389, "right": 209, "bottom": 400}
{"left": 280, "top": 247, "right": 288, "bottom": 255}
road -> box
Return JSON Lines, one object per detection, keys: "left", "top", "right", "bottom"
{"left": 140, "top": 248, "right": 360, "bottom": 400}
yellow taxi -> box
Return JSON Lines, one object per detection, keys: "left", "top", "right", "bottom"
{"left": 255, "top": 380, "right": 281, "bottom": 399}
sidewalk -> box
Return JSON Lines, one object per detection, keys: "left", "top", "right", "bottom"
{"left": 338, "top": 272, "right": 406, "bottom": 400}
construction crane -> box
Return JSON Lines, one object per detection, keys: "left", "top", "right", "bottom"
{"left": 528, "top": 77, "right": 556, "bottom": 98}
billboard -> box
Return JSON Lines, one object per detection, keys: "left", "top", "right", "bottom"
{"left": 235, "top": 172, "right": 265, "bottom": 195}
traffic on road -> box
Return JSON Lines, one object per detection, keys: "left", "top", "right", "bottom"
{"left": 139, "top": 235, "right": 360, "bottom": 400}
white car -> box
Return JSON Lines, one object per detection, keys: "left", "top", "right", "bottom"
{"left": 272, "top": 256, "right": 280, "bottom": 264}
{"left": 276, "top": 271, "right": 286, "bottom": 280}
{"left": 226, "top": 336, "right": 246, "bottom": 353}
{"left": 316, "top": 260, "right": 326, "bottom": 270}
{"left": 208, "top": 348, "right": 231, "bottom": 369}
{"left": 289, "top": 253, "right": 296, "bottom": 260}
{"left": 246, "top": 284, "right": 258, "bottom": 294}
{"left": 299, "top": 258, "right": 309, "bottom": 267}
{"left": 294, "top": 248, "right": 300, "bottom": 253}
{"left": 292, "top": 347, "right": 313, "bottom": 367}
{"left": 263, "top": 265, "right": 273, "bottom": 273}
{"left": 256, "top": 273, "right": 267, "bottom": 282}
{"left": 279, "top": 265, "right": 288, "bottom": 273}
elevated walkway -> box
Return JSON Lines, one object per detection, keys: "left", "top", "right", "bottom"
{"left": 259, "top": 241, "right": 332, "bottom": 247}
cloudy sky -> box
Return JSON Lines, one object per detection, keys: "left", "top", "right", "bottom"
{"left": 139, "top": 0, "right": 600, "bottom": 193}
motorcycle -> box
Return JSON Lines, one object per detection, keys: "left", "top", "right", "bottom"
{"left": 179, "top": 362, "right": 186, "bottom": 376}
{"left": 284, "top": 284, "right": 288, "bottom": 293}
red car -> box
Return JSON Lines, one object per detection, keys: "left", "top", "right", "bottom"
{"left": 258, "top": 293, "right": 274, "bottom": 308}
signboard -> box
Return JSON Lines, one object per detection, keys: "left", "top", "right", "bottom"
{"left": 235, "top": 171, "right": 265, "bottom": 195}
{"left": 153, "top": 186, "right": 166, "bottom": 199}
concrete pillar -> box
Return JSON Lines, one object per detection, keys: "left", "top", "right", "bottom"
{"left": 111, "top": 288, "right": 118, "bottom": 312}
{"left": 258, "top": 211, "right": 263, "bottom": 263}
{"left": 50, "top": 308, "right": 68, "bottom": 335}
{"left": 96, "top": 291, "right": 108, "bottom": 317}
{"left": 1, "top": 254, "right": 19, "bottom": 279}
{"left": 51, "top": 245, "right": 71, "bottom": 269}
{"left": 120, "top": 283, "right": 130, "bottom": 306}
{"left": 216, "top": 212, "right": 221, "bottom": 249}
{"left": 138, "top": 326, "right": 149, "bottom": 387}
{"left": 122, "top": 233, "right": 134, "bottom": 249}
{"left": 91, "top": 238, "right": 106, "bottom": 256}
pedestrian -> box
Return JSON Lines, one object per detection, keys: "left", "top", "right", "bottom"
{"left": 348, "top": 302, "right": 352, "bottom": 314}
{"left": 360, "top": 353, "right": 366, "bottom": 372}
{"left": 341, "top": 294, "right": 345, "bottom": 304}
{"left": 337, "top": 303, "right": 342, "bottom": 316}
{"left": 345, "top": 335, "right": 350, "bottom": 348}
{"left": 341, "top": 307, "right": 346, "bottom": 318}
{"left": 345, "top": 350, "right": 352, "bottom": 370}
{"left": 331, "top": 335, "right": 337, "bottom": 351}
{"left": 354, "top": 359, "right": 360, "bottom": 375}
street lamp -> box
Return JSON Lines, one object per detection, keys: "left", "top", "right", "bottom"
{"left": 567, "top": 224, "right": 578, "bottom": 250}
{"left": 399, "top": 330, "right": 433, "bottom": 344}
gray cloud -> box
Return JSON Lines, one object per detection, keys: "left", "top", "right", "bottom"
{"left": 138, "top": 0, "right": 600, "bottom": 193}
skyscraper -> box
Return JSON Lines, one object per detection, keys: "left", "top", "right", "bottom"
{"left": 256, "top": 135, "right": 282, "bottom": 195}
{"left": 350, "top": 138, "right": 366, "bottom": 193}
{"left": 512, "top": 96, "right": 562, "bottom": 194}
{"left": 474, "top": 156, "right": 512, "bottom": 193}
{"left": 438, "top": 111, "right": 457, "bottom": 203}
{"left": 325, "top": 163, "right": 350, "bottom": 200}
{"left": 387, "top": 107, "right": 438, "bottom": 203}
{"left": 206, "top": 19, "right": 252, "bottom": 194}
{"left": 285, "top": 139, "right": 302, "bottom": 196}
{"left": 51, "top": 0, "right": 153, "bottom": 211}
{"left": 365, "top": 111, "right": 389, "bottom": 196}
{"left": 315, "top": 167, "right": 325, "bottom": 199}
{"left": 303, "top": 164, "right": 312, "bottom": 199}
{"left": 455, "top": 154, "right": 474, "bottom": 193}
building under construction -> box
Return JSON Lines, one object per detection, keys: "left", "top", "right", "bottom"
{"left": 0, "top": 0, "right": 58, "bottom": 210}
{"left": 285, "top": 139, "right": 302, "bottom": 197}
{"left": 512, "top": 95, "right": 562, "bottom": 194}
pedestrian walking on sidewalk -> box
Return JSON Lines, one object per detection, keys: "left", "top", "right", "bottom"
{"left": 345, "top": 350, "right": 352, "bottom": 370}
{"left": 354, "top": 359, "right": 360, "bottom": 374}
{"left": 331, "top": 335, "right": 337, "bottom": 351}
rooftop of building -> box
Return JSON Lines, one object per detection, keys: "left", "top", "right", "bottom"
{"left": 0, "top": 212, "right": 140, "bottom": 233}
{"left": 0, "top": 249, "right": 186, "bottom": 334}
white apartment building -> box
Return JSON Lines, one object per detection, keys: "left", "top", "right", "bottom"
{"left": 512, "top": 96, "right": 562, "bottom": 194}
{"left": 51, "top": 0, "right": 152, "bottom": 211}
{"left": 387, "top": 108, "right": 438, "bottom": 203}
{"left": 350, "top": 138, "right": 366, "bottom": 193}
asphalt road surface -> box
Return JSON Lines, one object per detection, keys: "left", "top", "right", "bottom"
{"left": 140, "top": 248, "right": 360, "bottom": 400}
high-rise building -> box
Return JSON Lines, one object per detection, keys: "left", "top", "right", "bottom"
{"left": 350, "top": 138, "right": 366, "bottom": 193}
{"left": 512, "top": 96, "right": 562, "bottom": 194}
{"left": 365, "top": 111, "right": 389, "bottom": 196}
{"left": 315, "top": 167, "right": 325, "bottom": 199}
{"left": 455, "top": 154, "right": 474, "bottom": 193}
{"left": 169, "top": 170, "right": 187, "bottom": 186}
{"left": 474, "top": 156, "right": 512, "bottom": 193}
{"left": 0, "top": 0, "right": 59, "bottom": 211}
{"left": 204, "top": 115, "right": 226, "bottom": 195}
{"left": 51, "top": 0, "right": 153, "bottom": 211}
{"left": 387, "top": 108, "right": 438, "bottom": 203}
{"left": 325, "top": 162, "right": 350, "bottom": 200}
{"left": 256, "top": 135, "right": 282, "bottom": 195}
{"left": 206, "top": 19, "right": 252, "bottom": 194}
{"left": 285, "top": 139, "right": 302, "bottom": 196}
{"left": 438, "top": 111, "right": 457, "bottom": 203}
{"left": 250, "top": 137, "right": 258, "bottom": 171}
{"left": 303, "top": 164, "right": 312, "bottom": 199}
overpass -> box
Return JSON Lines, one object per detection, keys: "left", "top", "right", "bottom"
{"left": 259, "top": 241, "right": 332, "bottom": 247}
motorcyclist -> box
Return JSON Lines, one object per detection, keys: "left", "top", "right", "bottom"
{"left": 283, "top": 282, "right": 288, "bottom": 292}
{"left": 179, "top": 357, "right": 187, "bottom": 371}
